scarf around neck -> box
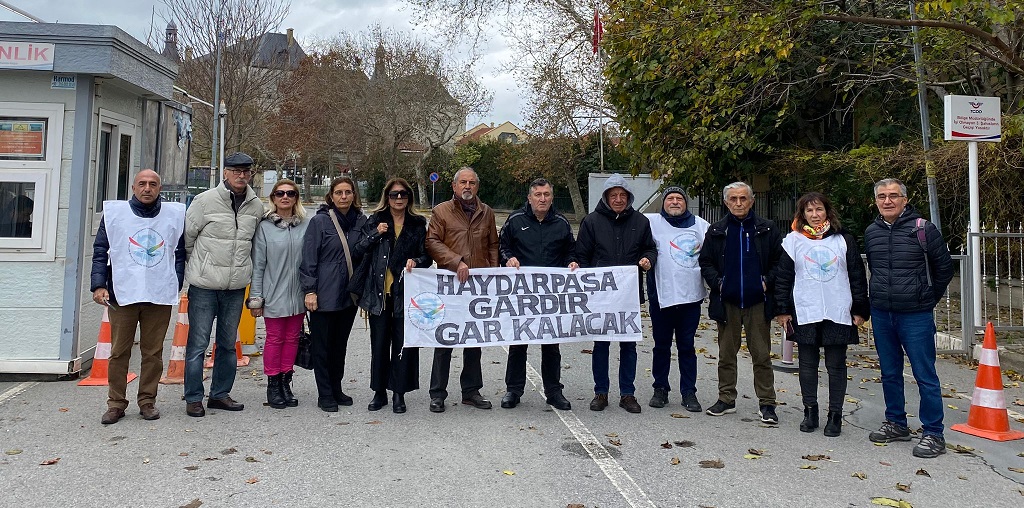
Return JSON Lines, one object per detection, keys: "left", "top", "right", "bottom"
{"left": 661, "top": 208, "right": 695, "bottom": 228}
{"left": 793, "top": 218, "right": 831, "bottom": 239}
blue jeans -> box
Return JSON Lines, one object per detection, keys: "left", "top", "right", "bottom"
{"left": 870, "top": 308, "right": 944, "bottom": 437}
{"left": 592, "top": 341, "right": 637, "bottom": 396}
{"left": 650, "top": 301, "right": 702, "bottom": 395}
{"left": 184, "top": 286, "right": 246, "bottom": 403}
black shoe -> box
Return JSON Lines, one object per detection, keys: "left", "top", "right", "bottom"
{"left": 589, "top": 393, "right": 608, "bottom": 411}
{"left": 461, "top": 393, "right": 492, "bottom": 409}
{"left": 620, "top": 395, "right": 642, "bottom": 414}
{"left": 318, "top": 396, "right": 339, "bottom": 412}
{"left": 185, "top": 401, "right": 205, "bottom": 418}
{"left": 267, "top": 374, "right": 286, "bottom": 409}
{"left": 281, "top": 371, "right": 298, "bottom": 407}
{"left": 681, "top": 392, "right": 702, "bottom": 413}
{"left": 758, "top": 405, "right": 779, "bottom": 425}
{"left": 649, "top": 387, "right": 668, "bottom": 408}
{"left": 912, "top": 435, "right": 947, "bottom": 458}
{"left": 334, "top": 391, "right": 353, "bottom": 406}
{"left": 823, "top": 410, "right": 842, "bottom": 437}
{"left": 705, "top": 400, "right": 736, "bottom": 416}
{"left": 800, "top": 405, "right": 819, "bottom": 433}
{"left": 393, "top": 393, "right": 406, "bottom": 414}
{"left": 208, "top": 396, "right": 244, "bottom": 411}
{"left": 546, "top": 391, "right": 571, "bottom": 411}
{"left": 869, "top": 421, "right": 912, "bottom": 443}
{"left": 429, "top": 398, "right": 446, "bottom": 413}
{"left": 500, "top": 392, "right": 520, "bottom": 409}
{"left": 368, "top": 391, "right": 388, "bottom": 411}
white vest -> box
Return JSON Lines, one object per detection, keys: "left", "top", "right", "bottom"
{"left": 781, "top": 231, "right": 853, "bottom": 326}
{"left": 104, "top": 200, "right": 185, "bottom": 306}
{"left": 645, "top": 213, "right": 709, "bottom": 308}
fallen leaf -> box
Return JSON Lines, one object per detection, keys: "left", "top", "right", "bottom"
{"left": 245, "top": 456, "right": 259, "bottom": 463}
{"left": 184, "top": 466, "right": 199, "bottom": 471}
{"left": 246, "top": 477, "right": 259, "bottom": 484}
{"left": 669, "top": 413, "right": 690, "bottom": 418}
{"left": 880, "top": 461, "right": 892, "bottom": 466}
{"left": 502, "top": 470, "right": 515, "bottom": 475}
{"left": 580, "top": 349, "right": 593, "bottom": 354}
{"left": 605, "top": 433, "right": 618, "bottom": 438}
{"left": 946, "top": 404, "right": 959, "bottom": 410}
{"left": 670, "top": 457, "right": 680, "bottom": 465}
{"left": 896, "top": 483, "right": 911, "bottom": 493}
{"left": 870, "top": 498, "right": 912, "bottom": 508}
{"left": 366, "top": 420, "right": 382, "bottom": 425}
{"left": 747, "top": 448, "right": 765, "bottom": 456}
{"left": 203, "top": 457, "right": 219, "bottom": 461}
{"left": 660, "top": 442, "right": 672, "bottom": 449}
{"left": 851, "top": 472, "right": 867, "bottom": 480}
{"left": 674, "top": 440, "right": 695, "bottom": 447}
{"left": 1019, "top": 452, "right": 1024, "bottom": 458}
{"left": 185, "top": 429, "right": 194, "bottom": 432}
{"left": 1009, "top": 467, "right": 1024, "bottom": 473}
{"left": 39, "top": 458, "right": 60, "bottom": 466}
{"left": 5, "top": 449, "right": 22, "bottom": 455}
{"left": 142, "top": 457, "right": 151, "bottom": 464}
{"left": 846, "top": 397, "right": 860, "bottom": 403}
{"left": 180, "top": 499, "right": 202, "bottom": 508}
{"left": 874, "top": 443, "right": 888, "bottom": 447}
{"left": 915, "top": 468, "right": 930, "bottom": 477}
{"left": 221, "top": 448, "right": 237, "bottom": 455}
{"left": 1013, "top": 398, "right": 1023, "bottom": 407}
{"left": 947, "top": 444, "right": 974, "bottom": 454}
{"left": 179, "top": 452, "right": 189, "bottom": 457}
{"left": 802, "top": 454, "right": 830, "bottom": 461}
{"left": 567, "top": 504, "right": 584, "bottom": 508}
{"left": 743, "top": 454, "right": 762, "bottom": 460}
{"left": 799, "top": 465, "right": 818, "bottom": 470}
{"left": 957, "top": 475, "right": 968, "bottom": 480}
{"left": 698, "top": 459, "right": 724, "bottom": 469}
{"left": 58, "top": 408, "right": 69, "bottom": 412}
{"left": 608, "top": 439, "right": 622, "bottom": 446}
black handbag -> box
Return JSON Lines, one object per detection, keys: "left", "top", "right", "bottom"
{"left": 294, "top": 314, "right": 314, "bottom": 370}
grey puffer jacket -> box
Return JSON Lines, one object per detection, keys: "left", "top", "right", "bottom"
{"left": 864, "top": 205, "right": 954, "bottom": 313}
{"left": 250, "top": 214, "right": 308, "bottom": 318}
{"left": 184, "top": 183, "right": 264, "bottom": 290}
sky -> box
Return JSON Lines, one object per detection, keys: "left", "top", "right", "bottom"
{"left": 0, "top": 0, "right": 522, "bottom": 128}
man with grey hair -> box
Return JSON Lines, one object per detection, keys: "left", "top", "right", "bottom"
{"left": 425, "top": 167, "right": 499, "bottom": 412}
{"left": 864, "top": 178, "right": 953, "bottom": 458}
{"left": 699, "top": 181, "right": 783, "bottom": 424}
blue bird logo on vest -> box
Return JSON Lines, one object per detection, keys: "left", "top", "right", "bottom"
{"left": 669, "top": 232, "right": 701, "bottom": 268}
{"left": 802, "top": 245, "right": 839, "bottom": 282}
{"left": 409, "top": 292, "right": 446, "bottom": 330}
{"left": 128, "top": 228, "right": 166, "bottom": 268}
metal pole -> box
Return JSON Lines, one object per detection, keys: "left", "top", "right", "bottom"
{"left": 910, "top": 1, "right": 942, "bottom": 233}
{"left": 0, "top": 1, "right": 45, "bottom": 22}
{"left": 969, "top": 141, "right": 982, "bottom": 326}
{"left": 599, "top": 116, "right": 605, "bottom": 172}
{"left": 210, "top": 1, "right": 224, "bottom": 188}
{"left": 219, "top": 100, "right": 226, "bottom": 179}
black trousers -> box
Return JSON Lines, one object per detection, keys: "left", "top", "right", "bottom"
{"left": 504, "top": 344, "right": 563, "bottom": 397}
{"left": 429, "top": 347, "right": 483, "bottom": 400}
{"left": 368, "top": 296, "right": 419, "bottom": 394}
{"left": 797, "top": 342, "right": 849, "bottom": 412}
{"left": 309, "top": 306, "right": 358, "bottom": 401}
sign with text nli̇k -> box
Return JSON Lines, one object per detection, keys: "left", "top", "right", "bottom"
{"left": 944, "top": 95, "right": 1001, "bottom": 142}
{"left": 404, "top": 266, "right": 642, "bottom": 348}
{"left": 0, "top": 42, "right": 55, "bottom": 70}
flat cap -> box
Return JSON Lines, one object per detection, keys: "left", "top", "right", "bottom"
{"left": 224, "top": 152, "right": 254, "bottom": 168}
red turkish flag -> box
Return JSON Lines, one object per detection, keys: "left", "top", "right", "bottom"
{"left": 592, "top": 8, "right": 603, "bottom": 54}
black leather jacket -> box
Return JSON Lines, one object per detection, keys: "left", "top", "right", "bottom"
{"left": 351, "top": 211, "right": 432, "bottom": 316}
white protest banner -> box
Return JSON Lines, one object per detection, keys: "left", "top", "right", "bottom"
{"left": 403, "top": 266, "right": 642, "bottom": 348}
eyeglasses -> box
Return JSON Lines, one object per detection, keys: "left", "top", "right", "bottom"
{"left": 228, "top": 168, "right": 254, "bottom": 176}
{"left": 272, "top": 190, "right": 298, "bottom": 198}
{"left": 875, "top": 193, "right": 905, "bottom": 202}
{"left": 388, "top": 190, "right": 411, "bottom": 199}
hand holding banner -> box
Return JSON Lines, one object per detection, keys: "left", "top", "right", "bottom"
{"left": 404, "top": 266, "right": 642, "bottom": 348}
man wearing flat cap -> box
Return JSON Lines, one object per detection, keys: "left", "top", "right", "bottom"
{"left": 182, "top": 152, "right": 265, "bottom": 417}
{"left": 644, "top": 187, "right": 709, "bottom": 413}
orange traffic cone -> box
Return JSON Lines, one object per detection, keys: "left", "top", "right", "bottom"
{"left": 951, "top": 322, "right": 1024, "bottom": 441}
{"left": 79, "top": 306, "right": 138, "bottom": 386}
{"left": 203, "top": 333, "right": 250, "bottom": 368}
{"left": 160, "top": 295, "right": 189, "bottom": 385}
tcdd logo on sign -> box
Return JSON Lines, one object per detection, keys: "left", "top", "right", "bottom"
{"left": 429, "top": 172, "right": 439, "bottom": 183}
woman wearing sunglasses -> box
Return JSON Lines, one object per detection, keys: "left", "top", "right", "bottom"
{"left": 248, "top": 179, "right": 308, "bottom": 409}
{"left": 351, "top": 178, "right": 432, "bottom": 413}
{"left": 300, "top": 176, "right": 368, "bottom": 412}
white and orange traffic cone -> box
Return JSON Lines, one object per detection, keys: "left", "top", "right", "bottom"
{"left": 203, "top": 333, "right": 250, "bottom": 368}
{"left": 951, "top": 322, "right": 1024, "bottom": 441}
{"left": 79, "top": 307, "right": 138, "bottom": 386}
{"left": 159, "top": 295, "right": 189, "bottom": 385}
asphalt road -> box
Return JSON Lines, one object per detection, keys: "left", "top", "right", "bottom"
{"left": 1, "top": 307, "right": 1023, "bottom": 507}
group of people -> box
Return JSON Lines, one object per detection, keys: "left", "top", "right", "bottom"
{"left": 90, "top": 153, "right": 954, "bottom": 459}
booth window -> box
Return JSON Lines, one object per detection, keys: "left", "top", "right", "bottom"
{"left": 94, "top": 115, "right": 135, "bottom": 214}
{"left": 0, "top": 181, "right": 35, "bottom": 238}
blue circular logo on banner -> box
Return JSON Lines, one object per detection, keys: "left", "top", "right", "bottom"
{"left": 801, "top": 245, "right": 840, "bottom": 282}
{"left": 408, "top": 292, "right": 446, "bottom": 330}
{"left": 128, "top": 228, "right": 167, "bottom": 267}
{"left": 669, "top": 231, "right": 702, "bottom": 268}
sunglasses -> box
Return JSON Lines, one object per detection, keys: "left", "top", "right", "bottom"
{"left": 388, "top": 190, "right": 411, "bottom": 199}
{"left": 273, "top": 190, "right": 298, "bottom": 198}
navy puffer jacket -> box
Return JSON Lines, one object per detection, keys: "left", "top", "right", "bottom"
{"left": 863, "top": 205, "right": 954, "bottom": 313}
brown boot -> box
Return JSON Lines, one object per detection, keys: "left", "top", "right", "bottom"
{"left": 139, "top": 403, "right": 160, "bottom": 421}
{"left": 101, "top": 407, "right": 125, "bottom": 425}
{"left": 589, "top": 393, "right": 608, "bottom": 411}
{"left": 619, "top": 395, "right": 642, "bottom": 414}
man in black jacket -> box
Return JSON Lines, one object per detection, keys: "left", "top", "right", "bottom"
{"left": 498, "top": 178, "right": 577, "bottom": 411}
{"left": 576, "top": 174, "right": 657, "bottom": 414}
{"left": 864, "top": 178, "right": 954, "bottom": 459}
{"left": 698, "top": 181, "right": 783, "bottom": 424}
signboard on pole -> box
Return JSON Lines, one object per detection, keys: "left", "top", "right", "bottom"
{"left": 943, "top": 95, "right": 1001, "bottom": 142}
{"left": 429, "top": 172, "right": 439, "bottom": 183}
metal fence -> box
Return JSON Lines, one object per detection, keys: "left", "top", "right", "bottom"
{"left": 698, "top": 190, "right": 797, "bottom": 226}
{"left": 975, "top": 225, "right": 1024, "bottom": 336}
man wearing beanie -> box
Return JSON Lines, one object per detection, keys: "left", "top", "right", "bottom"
{"left": 576, "top": 174, "right": 657, "bottom": 414}
{"left": 644, "top": 187, "right": 709, "bottom": 412}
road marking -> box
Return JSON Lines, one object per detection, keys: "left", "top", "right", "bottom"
{"left": 0, "top": 382, "right": 37, "bottom": 406}
{"left": 508, "top": 347, "right": 656, "bottom": 508}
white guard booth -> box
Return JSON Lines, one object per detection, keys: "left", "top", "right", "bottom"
{"left": 0, "top": 22, "right": 191, "bottom": 376}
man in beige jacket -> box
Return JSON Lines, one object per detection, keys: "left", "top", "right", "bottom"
{"left": 182, "top": 152, "right": 265, "bottom": 417}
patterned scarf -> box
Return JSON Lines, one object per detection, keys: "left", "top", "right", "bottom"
{"left": 792, "top": 218, "right": 831, "bottom": 239}
{"left": 268, "top": 212, "right": 301, "bottom": 229}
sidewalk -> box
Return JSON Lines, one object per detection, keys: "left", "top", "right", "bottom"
{"left": 1, "top": 306, "right": 1022, "bottom": 507}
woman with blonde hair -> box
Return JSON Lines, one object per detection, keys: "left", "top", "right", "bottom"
{"left": 249, "top": 179, "right": 308, "bottom": 408}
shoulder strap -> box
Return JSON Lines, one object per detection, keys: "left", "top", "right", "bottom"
{"left": 328, "top": 209, "right": 355, "bottom": 279}
{"left": 915, "top": 218, "right": 933, "bottom": 287}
